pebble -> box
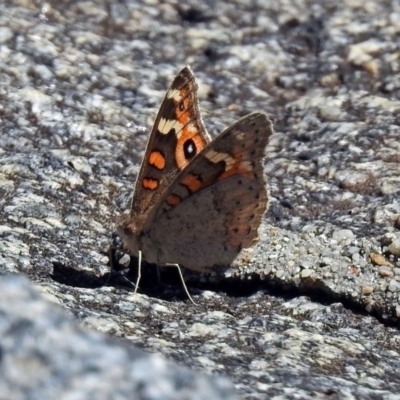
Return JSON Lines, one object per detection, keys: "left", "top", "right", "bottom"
{"left": 379, "top": 266, "right": 394, "bottom": 278}
{"left": 361, "top": 286, "right": 374, "bottom": 295}
{"left": 388, "top": 240, "right": 400, "bottom": 256}
{"left": 388, "top": 279, "right": 400, "bottom": 292}
{"left": 0, "top": 27, "right": 13, "bottom": 43}
{"left": 332, "top": 229, "right": 355, "bottom": 243}
{"left": 334, "top": 170, "right": 370, "bottom": 190}
{"left": 370, "top": 253, "right": 394, "bottom": 267}
{"left": 300, "top": 269, "right": 313, "bottom": 279}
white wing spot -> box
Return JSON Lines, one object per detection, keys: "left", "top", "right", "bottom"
{"left": 186, "top": 122, "right": 197, "bottom": 135}
{"left": 205, "top": 149, "right": 235, "bottom": 166}
{"left": 158, "top": 118, "right": 183, "bottom": 135}
{"left": 166, "top": 88, "right": 182, "bottom": 101}
{"left": 186, "top": 142, "right": 194, "bottom": 155}
{"left": 237, "top": 160, "right": 253, "bottom": 172}
{"left": 205, "top": 149, "right": 252, "bottom": 172}
{"left": 234, "top": 132, "right": 246, "bottom": 140}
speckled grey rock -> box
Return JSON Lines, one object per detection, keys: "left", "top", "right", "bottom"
{"left": 0, "top": 275, "right": 236, "bottom": 400}
{"left": 1, "top": 0, "right": 400, "bottom": 399}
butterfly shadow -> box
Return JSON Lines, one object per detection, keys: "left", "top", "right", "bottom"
{"left": 50, "top": 246, "right": 300, "bottom": 303}
{"left": 50, "top": 251, "right": 203, "bottom": 303}
{"left": 51, "top": 260, "right": 111, "bottom": 289}
{"left": 50, "top": 256, "right": 333, "bottom": 307}
{"left": 109, "top": 247, "right": 276, "bottom": 303}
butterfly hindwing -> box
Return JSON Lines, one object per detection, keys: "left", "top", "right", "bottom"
{"left": 131, "top": 67, "right": 211, "bottom": 217}
{"left": 141, "top": 112, "right": 273, "bottom": 270}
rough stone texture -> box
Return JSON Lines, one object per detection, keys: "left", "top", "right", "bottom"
{"left": 0, "top": 275, "right": 236, "bottom": 400}
{"left": 1, "top": 0, "right": 400, "bottom": 399}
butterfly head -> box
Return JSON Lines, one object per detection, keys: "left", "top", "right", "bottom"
{"left": 115, "top": 214, "right": 147, "bottom": 257}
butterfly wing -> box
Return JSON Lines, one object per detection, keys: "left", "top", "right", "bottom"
{"left": 131, "top": 66, "right": 211, "bottom": 218}
{"left": 142, "top": 112, "right": 273, "bottom": 271}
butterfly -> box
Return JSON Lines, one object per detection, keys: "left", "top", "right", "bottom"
{"left": 116, "top": 67, "right": 273, "bottom": 299}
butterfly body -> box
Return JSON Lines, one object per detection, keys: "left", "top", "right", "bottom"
{"left": 117, "top": 67, "right": 273, "bottom": 272}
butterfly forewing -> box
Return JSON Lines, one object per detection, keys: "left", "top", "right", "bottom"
{"left": 131, "top": 67, "right": 211, "bottom": 218}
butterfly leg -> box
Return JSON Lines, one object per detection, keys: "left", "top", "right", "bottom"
{"left": 133, "top": 250, "right": 143, "bottom": 294}
{"left": 166, "top": 263, "right": 196, "bottom": 305}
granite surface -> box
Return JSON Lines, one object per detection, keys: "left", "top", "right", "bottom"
{"left": 1, "top": 0, "right": 400, "bottom": 398}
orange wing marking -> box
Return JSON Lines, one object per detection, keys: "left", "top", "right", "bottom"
{"left": 173, "top": 88, "right": 206, "bottom": 170}
{"left": 205, "top": 149, "right": 254, "bottom": 180}
{"left": 149, "top": 151, "right": 166, "bottom": 170}
{"left": 181, "top": 174, "right": 203, "bottom": 193}
{"left": 166, "top": 194, "right": 182, "bottom": 206}
{"left": 142, "top": 178, "right": 158, "bottom": 190}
